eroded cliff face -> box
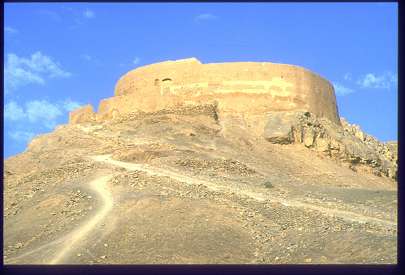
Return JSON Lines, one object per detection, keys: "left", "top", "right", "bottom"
{"left": 261, "top": 111, "right": 397, "bottom": 180}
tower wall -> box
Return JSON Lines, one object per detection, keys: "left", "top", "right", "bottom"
{"left": 70, "top": 58, "right": 340, "bottom": 125}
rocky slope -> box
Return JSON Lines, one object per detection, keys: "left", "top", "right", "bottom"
{"left": 263, "top": 111, "right": 397, "bottom": 179}
{"left": 4, "top": 104, "right": 397, "bottom": 264}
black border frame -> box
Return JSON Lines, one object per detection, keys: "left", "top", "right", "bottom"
{"left": 1, "top": 1, "right": 402, "bottom": 274}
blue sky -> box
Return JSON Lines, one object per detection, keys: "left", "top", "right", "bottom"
{"left": 4, "top": 3, "right": 398, "bottom": 158}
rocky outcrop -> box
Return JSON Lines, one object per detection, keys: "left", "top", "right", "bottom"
{"left": 263, "top": 111, "right": 397, "bottom": 180}
{"left": 69, "top": 105, "right": 96, "bottom": 124}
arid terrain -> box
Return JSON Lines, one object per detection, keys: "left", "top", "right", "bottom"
{"left": 4, "top": 104, "right": 397, "bottom": 264}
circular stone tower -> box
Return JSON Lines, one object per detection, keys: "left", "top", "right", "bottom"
{"left": 70, "top": 57, "right": 340, "bottom": 125}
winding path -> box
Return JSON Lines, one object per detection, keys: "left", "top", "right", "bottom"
{"left": 49, "top": 174, "right": 114, "bottom": 264}
{"left": 6, "top": 154, "right": 395, "bottom": 264}
{"left": 91, "top": 155, "right": 396, "bottom": 229}
{"left": 6, "top": 174, "right": 114, "bottom": 264}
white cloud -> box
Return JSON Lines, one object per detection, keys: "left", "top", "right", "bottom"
{"left": 80, "top": 54, "right": 103, "bottom": 66}
{"left": 80, "top": 54, "right": 92, "bottom": 61}
{"left": 63, "top": 99, "right": 82, "bottom": 111}
{"left": 25, "top": 100, "right": 63, "bottom": 124}
{"left": 356, "top": 72, "right": 397, "bottom": 89}
{"left": 4, "top": 52, "right": 71, "bottom": 92}
{"left": 26, "top": 52, "right": 71, "bottom": 78}
{"left": 4, "top": 61, "right": 45, "bottom": 91}
{"left": 38, "top": 10, "right": 62, "bottom": 22}
{"left": 4, "top": 98, "right": 82, "bottom": 130}
{"left": 5, "top": 26, "right": 18, "bottom": 34}
{"left": 119, "top": 57, "right": 141, "bottom": 68}
{"left": 333, "top": 82, "right": 355, "bottom": 96}
{"left": 133, "top": 57, "right": 140, "bottom": 65}
{"left": 194, "top": 13, "right": 218, "bottom": 23}
{"left": 4, "top": 101, "right": 26, "bottom": 121}
{"left": 343, "top": 73, "right": 352, "bottom": 81}
{"left": 9, "top": 131, "right": 35, "bottom": 143}
{"left": 83, "top": 9, "right": 95, "bottom": 19}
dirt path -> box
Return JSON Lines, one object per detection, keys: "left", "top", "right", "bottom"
{"left": 6, "top": 174, "right": 114, "bottom": 265}
{"left": 90, "top": 155, "right": 396, "bottom": 229}
{"left": 48, "top": 174, "right": 114, "bottom": 264}
{"left": 6, "top": 233, "right": 71, "bottom": 264}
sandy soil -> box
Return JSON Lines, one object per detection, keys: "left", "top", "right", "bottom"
{"left": 3, "top": 107, "right": 397, "bottom": 264}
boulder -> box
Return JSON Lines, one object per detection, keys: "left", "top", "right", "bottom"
{"left": 263, "top": 112, "right": 301, "bottom": 144}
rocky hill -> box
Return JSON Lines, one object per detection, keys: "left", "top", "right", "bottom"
{"left": 3, "top": 59, "right": 397, "bottom": 264}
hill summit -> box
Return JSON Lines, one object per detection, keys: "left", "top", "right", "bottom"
{"left": 4, "top": 58, "right": 397, "bottom": 264}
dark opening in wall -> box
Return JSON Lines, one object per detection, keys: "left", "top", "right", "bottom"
{"left": 162, "top": 78, "right": 172, "bottom": 82}
{"left": 154, "top": 79, "right": 159, "bottom": 86}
